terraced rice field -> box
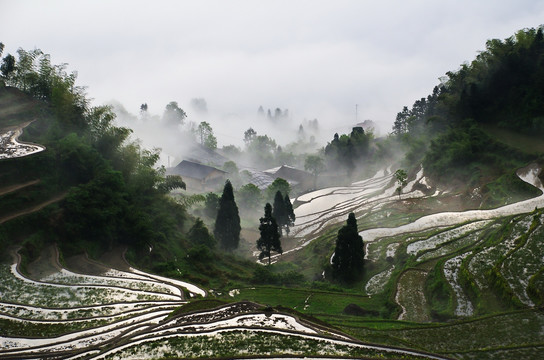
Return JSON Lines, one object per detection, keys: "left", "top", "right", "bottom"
{"left": 0, "top": 122, "right": 45, "bottom": 160}
{"left": 0, "top": 255, "right": 446, "bottom": 359}
{"left": 287, "top": 164, "right": 544, "bottom": 322}
{"left": 2, "top": 160, "right": 543, "bottom": 358}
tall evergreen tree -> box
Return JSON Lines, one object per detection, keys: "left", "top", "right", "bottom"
{"left": 214, "top": 180, "right": 241, "bottom": 250}
{"left": 331, "top": 213, "right": 364, "bottom": 281}
{"left": 257, "top": 203, "right": 282, "bottom": 265}
{"left": 272, "top": 190, "right": 288, "bottom": 235}
{"left": 284, "top": 193, "right": 295, "bottom": 232}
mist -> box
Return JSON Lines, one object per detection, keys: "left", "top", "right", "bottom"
{"left": 3, "top": 0, "right": 544, "bottom": 154}
{"left": 110, "top": 98, "right": 334, "bottom": 171}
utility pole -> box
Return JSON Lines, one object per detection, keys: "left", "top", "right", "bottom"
{"left": 355, "top": 104, "right": 358, "bottom": 123}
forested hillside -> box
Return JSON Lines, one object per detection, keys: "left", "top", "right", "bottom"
{"left": 0, "top": 47, "right": 255, "bottom": 287}
{"left": 392, "top": 26, "right": 544, "bottom": 204}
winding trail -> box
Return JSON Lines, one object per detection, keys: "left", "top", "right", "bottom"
{"left": 0, "top": 192, "right": 67, "bottom": 224}
{"left": 0, "top": 179, "right": 41, "bottom": 196}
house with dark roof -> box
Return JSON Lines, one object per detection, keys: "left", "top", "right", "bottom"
{"left": 167, "top": 160, "right": 227, "bottom": 190}
{"left": 185, "top": 143, "right": 229, "bottom": 168}
{"left": 263, "top": 165, "right": 314, "bottom": 191}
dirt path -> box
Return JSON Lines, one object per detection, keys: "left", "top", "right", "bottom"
{"left": 0, "top": 192, "right": 66, "bottom": 224}
{"left": 0, "top": 179, "right": 40, "bottom": 196}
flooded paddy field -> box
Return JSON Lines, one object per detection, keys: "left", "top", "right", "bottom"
{"left": 2, "top": 162, "right": 544, "bottom": 359}
{"left": 0, "top": 249, "right": 443, "bottom": 359}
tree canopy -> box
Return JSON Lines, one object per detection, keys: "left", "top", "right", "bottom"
{"left": 163, "top": 101, "right": 186, "bottom": 127}
{"left": 197, "top": 121, "right": 217, "bottom": 150}
{"left": 257, "top": 203, "right": 282, "bottom": 265}
{"left": 331, "top": 213, "right": 364, "bottom": 282}
{"left": 324, "top": 127, "right": 370, "bottom": 178}
{"left": 214, "top": 180, "right": 241, "bottom": 250}
{"left": 0, "top": 44, "right": 190, "bottom": 257}
{"left": 304, "top": 154, "right": 325, "bottom": 188}
{"left": 266, "top": 178, "right": 290, "bottom": 202}
{"left": 392, "top": 26, "right": 544, "bottom": 186}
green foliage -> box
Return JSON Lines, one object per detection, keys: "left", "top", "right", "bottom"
{"left": 245, "top": 132, "right": 277, "bottom": 165}
{"left": 304, "top": 154, "right": 325, "bottom": 188}
{"left": 395, "top": 26, "right": 544, "bottom": 189}
{"left": 272, "top": 190, "right": 288, "bottom": 235}
{"left": 1, "top": 54, "right": 15, "bottom": 80}
{"left": 55, "top": 133, "right": 105, "bottom": 185}
{"left": 425, "top": 260, "right": 454, "bottom": 321}
{"left": 266, "top": 177, "right": 290, "bottom": 202}
{"left": 204, "top": 192, "right": 219, "bottom": 218}
{"left": 187, "top": 244, "right": 213, "bottom": 262}
{"left": 214, "top": 180, "right": 241, "bottom": 250}
{"left": 243, "top": 127, "right": 256, "bottom": 145}
{"left": 175, "top": 193, "right": 206, "bottom": 208}
{"left": 252, "top": 266, "right": 304, "bottom": 285}
{"left": 331, "top": 213, "right": 365, "bottom": 282}
{"left": 270, "top": 190, "right": 295, "bottom": 236}
{"left": 162, "top": 101, "right": 186, "bottom": 127}
{"left": 324, "top": 127, "right": 370, "bottom": 177}
{"left": 86, "top": 105, "right": 132, "bottom": 158}
{"left": 156, "top": 175, "right": 186, "bottom": 194}
{"left": 257, "top": 203, "right": 282, "bottom": 265}
{"left": 187, "top": 218, "right": 216, "bottom": 248}
{"left": 236, "top": 183, "right": 262, "bottom": 211}
{"left": 222, "top": 160, "right": 238, "bottom": 174}
{"left": 394, "top": 169, "right": 408, "bottom": 198}
{"left": 196, "top": 121, "right": 217, "bottom": 149}
{"left": 527, "top": 267, "right": 544, "bottom": 306}
{"left": 422, "top": 124, "right": 530, "bottom": 185}
{"left": 63, "top": 169, "right": 129, "bottom": 250}
{"left": 221, "top": 144, "right": 242, "bottom": 158}
{"left": 284, "top": 193, "right": 295, "bottom": 227}
{"left": 480, "top": 170, "right": 542, "bottom": 208}
{"left": 0, "top": 46, "right": 188, "bottom": 259}
{"left": 304, "top": 154, "right": 325, "bottom": 176}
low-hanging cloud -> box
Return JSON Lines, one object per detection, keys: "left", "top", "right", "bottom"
{"left": 2, "top": 0, "right": 544, "bottom": 145}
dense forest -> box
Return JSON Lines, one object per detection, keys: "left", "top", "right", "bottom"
{"left": 0, "top": 46, "right": 256, "bottom": 287}
{"left": 391, "top": 26, "right": 544, "bottom": 206}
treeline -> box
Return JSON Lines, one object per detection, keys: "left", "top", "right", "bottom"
{"left": 0, "top": 45, "right": 187, "bottom": 257}
{"left": 391, "top": 26, "right": 544, "bottom": 187}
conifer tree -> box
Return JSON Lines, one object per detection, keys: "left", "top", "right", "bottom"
{"left": 331, "top": 213, "right": 364, "bottom": 281}
{"left": 214, "top": 180, "right": 241, "bottom": 250}
{"left": 272, "top": 190, "right": 287, "bottom": 235}
{"left": 257, "top": 203, "right": 282, "bottom": 265}
{"left": 284, "top": 193, "right": 295, "bottom": 230}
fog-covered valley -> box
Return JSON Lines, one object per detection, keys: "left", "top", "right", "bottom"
{"left": 2, "top": 1, "right": 544, "bottom": 359}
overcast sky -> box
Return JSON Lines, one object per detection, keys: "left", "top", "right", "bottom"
{"left": 2, "top": 0, "right": 544, "bottom": 141}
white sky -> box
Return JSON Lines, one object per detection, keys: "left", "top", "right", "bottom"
{"left": 2, "top": 0, "right": 544, "bottom": 142}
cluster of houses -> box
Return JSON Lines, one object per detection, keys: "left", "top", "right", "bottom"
{"left": 166, "top": 144, "right": 313, "bottom": 194}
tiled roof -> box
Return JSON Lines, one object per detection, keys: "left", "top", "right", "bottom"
{"left": 168, "top": 160, "right": 226, "bottom": 180}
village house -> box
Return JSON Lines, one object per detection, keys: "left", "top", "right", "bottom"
{"left": 167, "top": 160, "right": 227, "bottom": 191}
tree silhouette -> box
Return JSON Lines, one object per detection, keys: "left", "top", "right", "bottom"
{"left": 257, "top": 203, "right": 282, "bottom": 265}
{"left": 163, "top": 101, "right": 186, "bottom": 127}
{"left": 272, "top": 190, "right": 288, "bottom": 235}
{"left": 394, "top": 169, "right": 408, "bottom": 199}
{"left": 284, "top": 193, "right": 295, "bottom": 233}
{"left": 331, "top": 213, "right": 364, "bottom": 281}
{"left": 214, "top": 180, "right": 241, "bottom": 250}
